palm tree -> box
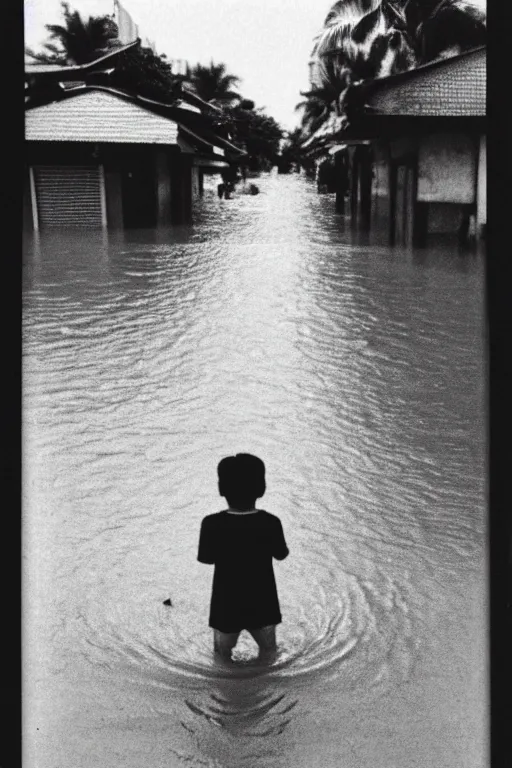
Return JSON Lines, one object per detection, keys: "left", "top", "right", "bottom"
{"left": 402, "top": 0, "right": 486, "bottom": 64}
{"left": 312, "top": 0, "right": 486, "bottom": 84}
{"left": 311, "top": 1, "right": 415, "bottom": 90}
{"left": 295, "top": 84, "right": 343, "bottom": 136}
{"left": 302, "top": 1, "right": 413, "bottom": 141}
{"left": 25, "top": 1, "right": 121, "bottom": 65}
{"left": 187, "top": 61, "right": 241, "bottom": 107}
{"left": 303, "top": 0, "right": 485, "bottom": 140}
{"left": 24, "top": 2, "right": 183, "bottom": 104}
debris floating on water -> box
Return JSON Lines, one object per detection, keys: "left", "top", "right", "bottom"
{"left": 163, "top": 598, "right": 172, "bottom": 607}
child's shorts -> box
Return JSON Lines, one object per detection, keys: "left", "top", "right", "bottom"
{"left": 213, "top": 625, "right": 276, "bottom": 654}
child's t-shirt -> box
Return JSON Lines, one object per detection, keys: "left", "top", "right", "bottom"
{"left": 197, "top": 509, "right": 289, "bottom": 633}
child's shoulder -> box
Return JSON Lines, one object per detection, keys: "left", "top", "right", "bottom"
{"left": 257, "top": 509, "right": 282, "bottom": 524}
{"left": 201, "top": 510, "right": 226, "bottom": 523}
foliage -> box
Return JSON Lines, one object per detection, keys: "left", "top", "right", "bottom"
{"left": 402, "top": 0, "right": 486, "bottom": 63}
{"left": 295, "top": 83, "right": 345, "bottom": 135}
{"left": 225, "top": 103, "right": 284, "bottom": 170}
{"left": 183, "top": 65, "right": 284, "bottom": 170}
{"left": 299, "top": 0, "right": 486, "bottom": 142}
{"left": 187, "top": 61, "right": 241, "bottom": 106}
{"left": 25, "top": 2, "right": 181, "bottom": 104}
{"left": 109, "top": 45, "right": 178, "bottom": 103}
{"left": 25, "top": 1, "right": 120, "bottom": 64}
{"left": 278, "top": 127, "right": 305, "bottom": 172}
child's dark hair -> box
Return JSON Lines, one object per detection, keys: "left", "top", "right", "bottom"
{"left": 217, "top": 453, "right": 266, "bottom": 508}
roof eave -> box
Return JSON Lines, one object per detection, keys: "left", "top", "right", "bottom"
{"left": 349, "top": 45, "right": 486, "bottom": 99}
{"left": 24, "top": 85, "right": 247, "bottom": 156}
{"left": 25, "top": 39, "right": 141, "bottom": 79}
{"left": 341, "top": 113, "right": 486, "bottom": 141}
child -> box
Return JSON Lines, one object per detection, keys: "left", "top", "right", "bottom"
{"left": 197, "top": 453, "right": 289, "bottom": 661}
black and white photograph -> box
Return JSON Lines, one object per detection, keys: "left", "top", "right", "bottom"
{"left": 22, "top": 1, "right": 490, "bottom": 766}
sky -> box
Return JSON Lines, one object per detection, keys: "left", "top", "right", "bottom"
{"left": 23, "top": 0, "right": 486, "bottom": 131}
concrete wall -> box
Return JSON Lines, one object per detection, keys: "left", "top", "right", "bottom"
{"left": 170, "top": 151, "right": 193, "bottom": 224}
{"left": 389, "top": 136, "right": 418, "bottom": 159}
{"left": 364, "top": 132, "right": 484, "bottom": 241}
{"left": 426, "top": 203, "right": 464, "bottom": 233}
{"left": 191, "top": 166, "right": 201, "bottom": 199}
{"left": 156, "top": 149, "right": 172, "bottom": 226}
{"left": 23, "top": 169, "right": 34, "bottom": 231}
{"left": 417, "top": 132, "right": 476, "bottom": 204}
{"left": 371, "top": 144, "right": 390, "bottom": 225}
{"left": 476, "top": 134, "right": 486, "bottom": 232}
{"left": 105, "top": 171, "right": 123, "bottom": 229}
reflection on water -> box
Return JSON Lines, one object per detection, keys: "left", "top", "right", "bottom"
{"left": 23, "top": 173, "right": 487, "bottom": 768}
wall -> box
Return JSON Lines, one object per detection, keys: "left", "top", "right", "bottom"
{"left": 476, "top": 134, "right": 486, "bottom": 232}
{"left": 24, "top": 168, "right": 34, "bottom": 231}
{"left": 371, "top": 143, "right": 391, "bottom": 226}
{"left": 417, "top": 132, "right": 476, "bottom": 204}
{"left": 169, "top": 151, "right": 193, "bottom": 224}
{"left": 426, "top": 203, "right": 464, "bottom": 233}
{"left": 389, "top": 136, "right": 418, "bottom": 159}
{"left": 191, "top": 166, "right": 201, "bottom": 200}
{"left": 104, "top": 171, "right": 123, "bottom": 229}
{"left": 156, "top": 149, "right": 172, "bottom": 225}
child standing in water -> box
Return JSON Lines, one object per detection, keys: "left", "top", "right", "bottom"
{"left": 198, "top": 454, "right": 289, "bottom": 661}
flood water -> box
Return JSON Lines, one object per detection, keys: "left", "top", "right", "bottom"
{"left": 23, "top": 173, "right": 487, "bottom": 768}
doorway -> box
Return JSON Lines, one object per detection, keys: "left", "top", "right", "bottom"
{"left": 122, "top": 157, "right": 157, "bottom": 229}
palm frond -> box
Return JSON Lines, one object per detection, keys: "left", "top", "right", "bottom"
{"left": 307, "top": 0, "right": 485, "bottom": 115}
{"left": 414, "top": 0, "right": 486, "bottom": 62}
{"left": 351, "top": 6, "right": 384, "bottom": 44}
{"left": 324, "top": 0, "right": 380, "bottom": 27}
{"left": 189, "top": 61, "right": 242, "bottom": 104}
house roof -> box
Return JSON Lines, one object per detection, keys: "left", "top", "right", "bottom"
{"left": 25, "top": 84, "right": 246, "bottom": 158}
{"left": 301, "top": 114, "right": 346, "bottom": 150}
{"left": 24, "top": 40, "right": 141, "bottom": 79}
{"left": 129, "top": 93, "right": 246, "bottom": 158}
{"left": 181, "top": 120, "right": 245, "bottom": 158}
{"left": 180, "top": 84, "right": 224, "bottom": 114}
{"left": 25, "top": 88, "right": 179, "bottom": 144}
{"left": 299, "top": 47, "right": 486, "bottom": 156}
{"left": 353, "top": 46, "right": 486, "bottom": 118}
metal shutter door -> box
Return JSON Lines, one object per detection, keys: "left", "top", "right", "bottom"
{"left": 33, "top": 166, "right": 105, "bottom": 228}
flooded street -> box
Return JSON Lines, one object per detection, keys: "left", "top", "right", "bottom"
{"left": 23, "top": 172, "right": 487, "bottom": 768}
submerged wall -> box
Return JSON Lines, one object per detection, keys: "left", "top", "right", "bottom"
{"left": 371, "top": 144, "right": 391, "bottom": 227}
{"left": 417, "top": 133, "right": 476, "bottom": 204}
{"left": 105, "top": 170, "right": 123, "bottom": 229}
{"left": 366, "top": 131, "right": 485, "bottom": 240}
{"left": 476, "top": 134, "right": 486, "bottom": 233}
{"left": 156, "top": 149, "right": 172, "bottom": 226}
{"left": 191, "top": 166, "right": 201, "bottom": 200}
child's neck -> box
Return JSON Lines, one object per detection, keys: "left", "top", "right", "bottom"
{"left": 227, "top": 504, "right": 257, "bottom": 514}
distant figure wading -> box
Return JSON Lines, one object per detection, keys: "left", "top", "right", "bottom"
{"left": 198, "top": 454, "right": 289, "bottom": 661}
{"left": 217, "top": 181, "right": 234, "bottom": 199}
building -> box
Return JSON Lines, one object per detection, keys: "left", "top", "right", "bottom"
{"left": 341, "top": 46, "right": 486, "bottom": 245}
{"left": 24, "top": 49, "right": 246, "bottom": 231}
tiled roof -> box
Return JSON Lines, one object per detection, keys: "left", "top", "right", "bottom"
{"left": 180, "top": 85, "right": 224, "bottom": 114}
{"left": 26, "top": 63, "right": 71, "bottom": 74}
{"left": 360, "top": 47, "right": 485, "bottom": 117}
{"left": 24, "top": 40, "right": 140, "bottom": 78}
{"left": 301, "top": 114, "right": 346, "bottom": 149}
{"left": 179, "top": 125, "right": 224, "bottom": 156}
{"left": 25, "top": 89, "right": 179, "bottom": 144}
{"left": 140, "top": 100, "right": 246, "bottom": 158}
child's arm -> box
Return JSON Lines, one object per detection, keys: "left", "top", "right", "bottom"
{"left": 197, "top": 516, "right": 216, "bottom": 564}
{"left": 272, "top": 518, "right": 289, "bottom": 561}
